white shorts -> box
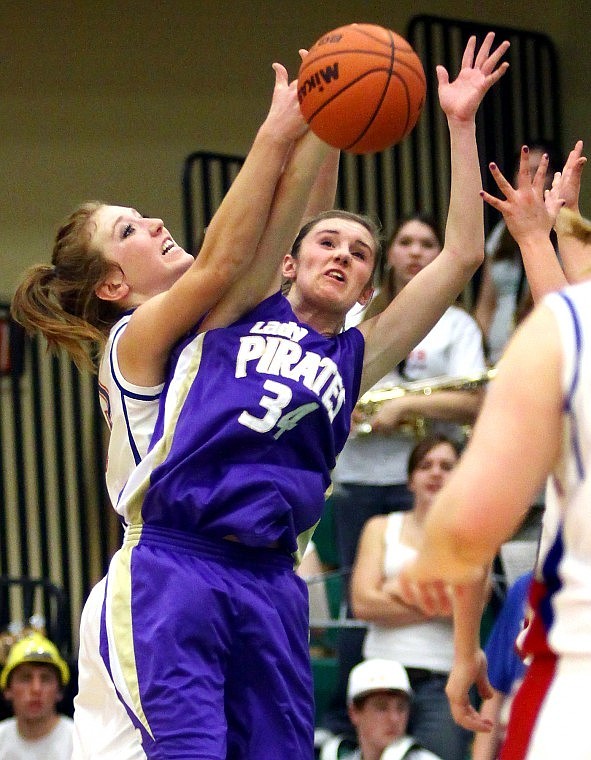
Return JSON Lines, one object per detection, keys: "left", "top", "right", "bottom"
{"left": 71, "top": 578, "right": 146, "bottom": 760}
{"left": 526, "top": 654, "right": 591, "bottom": 759}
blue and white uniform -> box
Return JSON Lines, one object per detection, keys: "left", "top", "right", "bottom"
{"left": 98, "top": 312, "right": 164, "bottom": 512}
{"left": 501, "top": 281, "right": 591, "bottom": 760}
{"left": 102, "top": 292, "right": 365, "bottom": 759}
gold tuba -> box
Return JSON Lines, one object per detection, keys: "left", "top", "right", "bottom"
{"left": 354, "top": 367, "right": 497, "bottom": 437}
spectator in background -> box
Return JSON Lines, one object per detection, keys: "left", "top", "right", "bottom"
{"left": 471, "top": 572, "right": 532, "bottom": 760}
{"left": 473, "top": 140, "right": 563, "bottom": 364}
{"left": 0, "top": 632, "right": 73, "bottom": 759}
{"left": 350, "top": 435, "right": 472, "bottom": 760}
{"left": 320, "top": 658, "right": 443, "bottom": 760}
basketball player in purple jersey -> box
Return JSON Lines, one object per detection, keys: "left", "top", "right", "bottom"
{"left": 103, "top": 33, "right": 509, "bottom": 759}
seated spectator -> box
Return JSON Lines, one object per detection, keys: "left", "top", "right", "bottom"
{"left": 0, "top": 632, "right": 73, "bottom": 759}
{"left": 471, "top": 572, "right": 532, "bottom": 760}
{"left": 350, "top": 435, "right": 472, "bottom": 760}
{"left": 320, "top": 658, "right": 443, "bottom": 760}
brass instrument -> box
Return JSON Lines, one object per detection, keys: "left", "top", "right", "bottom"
{"left": 354, "top": 367, "right": 497, "bottom": 437}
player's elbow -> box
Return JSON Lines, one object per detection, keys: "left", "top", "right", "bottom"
{"left": 461, "top": 243, "right": 485, "bottom": 273}
{"left": 447, "top": 242, "right": 485, "bottom": 276}
{"left": 424, "top": 520, "right": 491, "bottom": 584}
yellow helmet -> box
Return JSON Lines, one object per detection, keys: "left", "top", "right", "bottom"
{"left": 0, "top": 633, "right": 69, "bottom": 689}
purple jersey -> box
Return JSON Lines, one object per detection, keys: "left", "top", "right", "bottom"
{"left": 119, "top": 291, "right": 365, "bottom": 555}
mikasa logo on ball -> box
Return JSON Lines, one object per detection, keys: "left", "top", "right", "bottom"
{"left": 297, "top": 64, "right": 339, "bottom": 101}
{"left": 316, "top": 33, "right": 343, "bottom": 45}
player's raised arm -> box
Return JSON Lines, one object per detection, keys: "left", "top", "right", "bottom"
{"left": 481, "top": 145, "right": 567, "bottom": 302}
{"left": 201, "top": 127, "right": 334, "bottom": 331}
{"left": 358, "top": 32, "right": 509, "bottom": 393}
{"left": 118, "top": 62, "right": 307, "bottom": 384}
{"left": 554, "top": 140, "right": 589, "bottom": 283}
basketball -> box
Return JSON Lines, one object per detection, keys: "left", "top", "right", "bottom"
{"left": 298, "top": 23, "right": 426, "bottom": 154}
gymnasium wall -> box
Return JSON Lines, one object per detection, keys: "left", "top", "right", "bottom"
{"left": 1, "top": 0, "right": 589, "bottom": 299}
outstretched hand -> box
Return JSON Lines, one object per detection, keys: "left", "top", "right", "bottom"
{"left": 446, "top": 649, "right": 495, "bottom": 732}
{"left": 481, "top": 145, "right": 565, "bottom": 244}
{"left": 266, "top": 61, "right": 308, "bottom": 143}
{"left": 437, "top": 32, "right": 510, "bottom": 123}
{"left": 555, "top": 139, "right": 587, "bottom": 213}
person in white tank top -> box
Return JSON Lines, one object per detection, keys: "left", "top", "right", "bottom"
{"left": 350, "top": 435, "right": 471, "bottom": 760}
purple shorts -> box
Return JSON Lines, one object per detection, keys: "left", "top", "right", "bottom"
{"left": 101, "top": 525, "right": 314, "bottom": 759}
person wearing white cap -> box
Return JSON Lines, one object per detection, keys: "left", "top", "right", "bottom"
{"left": 0, "top": 632, "right": 73, "bottom": 759}
{"left": 320, "top": 658, "right": 442, "bottom": 760}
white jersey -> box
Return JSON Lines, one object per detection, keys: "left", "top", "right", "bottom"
{"left": 74, "top": 312, "right": 156, "bottom": 760}
{"left": 72, "top": 578, "right": 146, "bottom": 760}
{"left": 97, "top": 313, "right": 163, "bottom": 516}
{"left": 0, "top": 715, "right": 73, "bottom": 760}
{"left": 505, "top": 281, "right": 591, "bottom": 759}
{"left": 536, "top": 283, "right": 591, "bottom": 657}
{"left": 334, "top": 305, "right": 486, "bottom": 485}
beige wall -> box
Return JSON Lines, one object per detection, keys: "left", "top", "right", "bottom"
{"left": 1, "top": 0, "right": 590, "bottom": 300}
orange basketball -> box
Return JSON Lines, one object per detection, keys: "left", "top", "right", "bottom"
{"left": 298, "top": 23, "right": 426, "bottom": 154}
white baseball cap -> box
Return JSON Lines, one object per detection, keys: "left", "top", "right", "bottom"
{"left": 347, "top": 659, "right": 412, "bottom": 704}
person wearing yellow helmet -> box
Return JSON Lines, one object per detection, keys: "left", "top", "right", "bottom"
{"left": 0, "top": 632, "right": 73, "bottom": 759}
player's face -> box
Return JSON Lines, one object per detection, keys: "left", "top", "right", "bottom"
{"left": 4, "top": 664, "right": 62, "bottom": 723}
{"left": 388, "top": 219, "right": 441, "bottom": 290}
{"left": 349, "top": 692, "right": 410, "bottom": 752}
{"left": 285, "top": 218, "right": 376, "bottom": 313}
{"left": 408, "top": 442, "right": 458, "bottom": 507}
{"left": 91, "top": 205, "right": 194, "bottom": 302}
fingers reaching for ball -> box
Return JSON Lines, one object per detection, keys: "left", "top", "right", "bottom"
{"left": 437, "top": 32, "right": 510, "bottom": 123}
{"left": 266, "top": 62, "right": 308, "bottom": 143}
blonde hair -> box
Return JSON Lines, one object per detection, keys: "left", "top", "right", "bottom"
{"left": 555, "top": 207, "right": 591, "bottom": 243}
{"left": 11, "top": 201, "right": 122, "bottom": 373}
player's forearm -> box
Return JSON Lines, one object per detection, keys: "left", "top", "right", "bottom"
{"left": 517, "top": 234, "right": 566, "bottom": 303}
{"left": 444, "top": 119, "right": 485, "bottom": 275}
{"left": 198, "top": 128, "right": 295, "bottom": 275}
{"left": 238, "top": 130, "right": 332, "bottom": 292}
{"left": 201, "top": 132, "right": 331, "bottom": 330}
{"left": 412, "top": 510, "right": 490, "bottom": 585}
{"left": 303, "top": 147, "right": 340, "bottom": 219}
{"left": 452, "top": 572, "right": 489, "bottom": 661}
